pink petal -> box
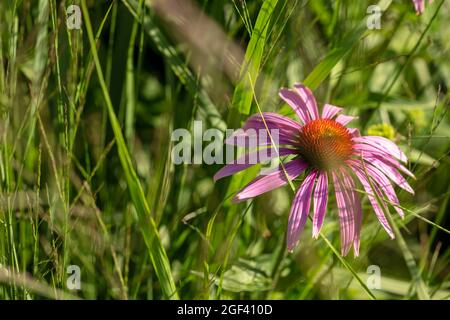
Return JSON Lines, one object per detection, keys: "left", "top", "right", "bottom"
{"left": 312, "top": 171, "right": 328, "bottom": 238}
{"left": 242, "top": 112, "right": 301, "bottom": 131}
{"left": 412, "top": 0, "right": 425, "bottom": 14}
{"left": 279, "top": 89, "right": 311, "bottom": 124}
{"left": 234, "top": 158, "right": 308, "bottom": 202}
{"left": 214, "top": 148, "right": 297, "bottom": 181}
{"left": 293, "top": 83, "right": 320, "bottom": 120}
{"left": 350, "top": 163, "right": 395, "bottom": 239}
{"left": 362, "top": 154, "right": 414, "bottom": 194}
{"left": 353, "top": 136, "right": 407, "bottom": 163}
{"left": 355, "top": 161, "right": 405, "bottom": 218}
{"left": 364, "top": 152, "right": 415, "bottom": 179}
{"left": 321, "top": 104, "right": 342, "bottom": 119}
{"left": 353, "top": 143, "right": 392, "bottom": 160}
{"left": 287, "top": 170, "right": 317, "bottom": 252}
{"left": 335, "top": 114, "right": 357, "bottom": 125}
{"left": 353, "top": 143, "right": 405, "bottom": 165}
{"left": 341, "top": 169, "right": 362, "bottom": 257}
{"left": 348, "top": 128, "right": 361, "bottom": 138}
{"left": 225, "top": 112, "right": 301, "bottom": 147}
{"left": 332, "top": 171, "right": 356, "bottom": 256}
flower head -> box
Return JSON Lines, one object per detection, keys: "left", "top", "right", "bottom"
{"left": 215, "top": 83, "right": 415, "bottom": 256}
{"left": 412, "top": 0, "right": 433, "bottom": 15}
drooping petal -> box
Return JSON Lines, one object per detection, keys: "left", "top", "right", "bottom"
{"left": 350, "top": 162, "right": 395, "bottom": 239}
{"left": 362, "top": 154, "right": 414, "bottom": 194}
{"left": 312, "top": 171, "right": 328, "bottom": 238}
{"left": 353, "top": 210, "right": 362, "bottom": 256}
{"left": 234, "top": 158, "right": 308, "bottom": 202}
{"left": 412, "top": 0, "right": 425, "bottom": 14}
{"left": 242, "top": 112, "right": 302, "bottom": 131}
{"left": 339, "top": 168, "right": 362, "bottom": 257}
{"left": 332, "top": 171, "right": 356, "bottom": 256}
{"left": 340, "top": 169, "right": 362, "bottom": 257}
{"left": 293, "top": 83, "right": 320, "bottom": 120}
{"left": 279, "top": 89, "right": 311, "bottom": 124}
{"left": 348, "top": 128, "right": 361, "bottom": 138}
{"left": 363, "top": 152, "right": 415, "bottom": 179}
{"left": 353, "top": 143, "right": 405, "bottom": 165}
{"left": 213, "top": 148, "right": 297, "bottom": 181}
{"left": 321, "top": 104, "right": 342, "bottom": 119}
{"left": 355, "top": 161, "right": 405, "bottom": 218}
{"left": 287, "top": 170, "right": 317, "bottom": 251}
{"left": 353, "top": 136, "right": 407, "bottom": 163}
{"left": 225, "top": 112, "right": 301, "bottom": 147}
{"left": 335, "top": 114, "right": 357, "bottom": 125}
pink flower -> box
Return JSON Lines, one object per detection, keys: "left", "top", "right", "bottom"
{"left": 215, "top": 84, "right": 415, "bottom": 256}
{"left": 412, "top": 0, "right": 433, "bottom": 15}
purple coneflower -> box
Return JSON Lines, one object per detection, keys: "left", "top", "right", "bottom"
{"left": 412, "top": 0, "right": 433, "bottom": 14}
{"left": 214, "top": 84, "right": 415, "bottom": 256}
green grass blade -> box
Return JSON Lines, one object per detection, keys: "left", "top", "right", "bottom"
{"left": 231, "top": 0, "right": 279, "bottom": 116}
{"left": 221, "top": 0, "right": 281, "bottom": 229}
{"left": 386, "top": 211, "right": 431, "bottom": 299}
{"left": 319, "top": 232, "right": 376, "bottom": 300}
{"left": 80, "top": 0, "right": 179, "bottom": 299}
